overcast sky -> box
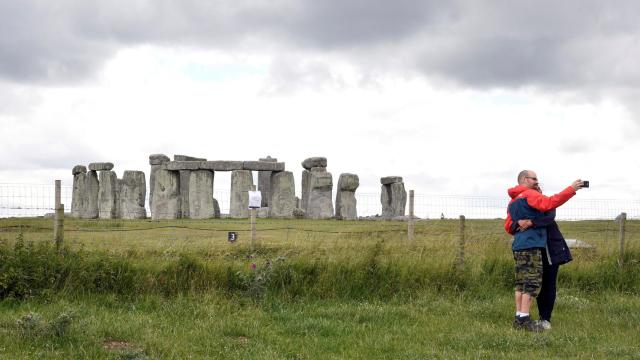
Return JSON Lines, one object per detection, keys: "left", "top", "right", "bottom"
{"left": 1, "top": 0, "right": 640, "bottom": 202}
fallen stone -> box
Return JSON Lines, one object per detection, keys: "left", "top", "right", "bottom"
{"left": 82, "top": 171, "right": 99, "bottom": 219}
{"left": 149, "top": 154, "right": 170, "bottom": 165}
{"left": 229, "top": 170, "right": 254, "bottom": 218}
{"left": 89, "top": 162, "right": 114, "bottom": 171}
{"left": 243, "top": 161, "right": 285, "bottom": 172}
{"left": 565, "top": 239, "right": 595, "bottom": 248}
{"left": 174, "top": 155, "right": 206, "bottom": 161}
{"left": 72, "top": 165, "right": 87, "bottom": 175}
{"left": 166, "top": 161, "right": 201, "bottom": 171}
{"left": 120, "top": 170, "right": 147, "bottom": 219}
{"left": 302, "top": 157, "right": 327, "bottom": 170}
{"left": 269, "top": 171, "right": 296, "bottom": 218}
{"left": 188, "top": 170, "right": 215, "bottom": 219}
{"left": 98, "top": 171, "right": 118, "bottom": 219}
{"left": 151, "top": 168, "right": 180, "bottom": 220}
{"left": 199, "top": 161, "right": 244, "bottom": 171}
{"left": 381, "top": 176, "right": 403, "bottom": 185}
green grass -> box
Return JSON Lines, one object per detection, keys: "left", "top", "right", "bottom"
{"left": 0, "top": 217, "right": 639, "bottom": 358}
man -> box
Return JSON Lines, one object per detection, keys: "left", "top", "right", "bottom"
{"left": 505, "top": 170, "right": 583, "bottom": 331}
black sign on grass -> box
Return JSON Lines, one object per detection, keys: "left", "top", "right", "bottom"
{"left": 228, "top": 232, "right": 238, "bottom": 243}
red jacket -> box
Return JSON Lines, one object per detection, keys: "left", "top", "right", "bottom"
{"left": 504, "top": 185, "right": 576, "bottom": 235}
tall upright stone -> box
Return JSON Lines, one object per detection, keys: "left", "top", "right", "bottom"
{"left": 71, "top": 165, "right": 87, "bottom": 218}
{"left": 269, "top": 171, "right": 295, "bottom": 218}
{"left": 335, "top": 173, "right": 359, "bottom": 220}
{"left": 98, "top": 170, "right": 118, "bottom": 219}
{"left": 114, "top": 178, "right": 123, "bottom": 219}
{"left": 120, "top": 170, "right": 147, "bottom": 219}
{"left": 258, "top": 156, "right": 277, "bottom": 207}
{"left": 301, "top": 157, "right": 328, "bottom": 214}
{"left": 307, "top": 169, "right": 334, "bottom": 219}
{"left": 230, "top": 170, "right": 254, "bottom": 218}
{"left": 149, "top": 154, "right": 170, "bottom": 217}
{"left": 151, "top": 167, "right": 180, "bottom": 220}
{"left": 381, "top": 176, "right": 407, "bottom": 218}
{"left": 83, "top": 170, "right": 99, "bottom": 219}
{"left": 189, "top": 170, "right": 215, "bottom": 219}
{"left": 301, "top": 170, "right": 311, "bottom": 212}
{"left": 174, "top": 155, "right": 206, "bottom": 218}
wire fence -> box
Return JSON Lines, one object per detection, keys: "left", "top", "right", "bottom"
{"left": 1, "top": 182, "right": 640, "bottom": 220}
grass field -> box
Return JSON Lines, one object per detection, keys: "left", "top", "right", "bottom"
{"left": 0, "top": 217, "right": 639, "bottom": 359}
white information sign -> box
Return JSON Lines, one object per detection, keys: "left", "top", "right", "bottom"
{"left": 248, "top": 191, "right": 262, "bottom": 209}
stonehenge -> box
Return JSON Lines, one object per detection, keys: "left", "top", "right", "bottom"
{"left": 381, "top": 176, "right": 407, "bottom": 218}
{"left": 70, "top": 154, "right": 422, "bottom": 221}
{"left": 335, "top": 173, "right": 359, "bottom": 220}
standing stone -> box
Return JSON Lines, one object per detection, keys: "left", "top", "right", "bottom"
{"left": 151, "top": 167, "right": 180, "bottom": 220}
{"left": 83, "top": 171, "right": 99, "bottom": 219}
{"left": 71, "top": 165, "right": 87, "bottom": 218}
{"left": 213, "top": 198, "right": 221, "bottom": 218}
{"left": 269, "top": 171, "right": 296, "bottom": 218}
{"left": 230, "top": 170, "right": 254, "bottom": 218}
{"left": 335, "top": 173, "right": 359, "bottom": 220}
{"left": 120, "top": 170, "right": 147, "bottom": 219}
{"left": 98, "top": 171, "right": 118, "bottom": 219}
{"left": 381, "top": 177, "right": 407, "bottom": 218}
{"left": 189, "top": 170, "right": 215, "bottom": 219}
{"left": 114, "top": 178, "right": 123, "bottom": 219}
{"left": 258, "top": 156, "right": 277, "bottom": 207}
{"left": 149, "top": 154, "right": 170, "bottom": 217}
{"left": 301, "top": 170, "right": 311, "bottom": 212}
{"left": 307, "top": 171, "right": 334, "bottom": 219}
{"left": 174, "top": 155, "right": 207, "bottom": 218}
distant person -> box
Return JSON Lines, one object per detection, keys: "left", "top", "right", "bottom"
{"left": 504, "top": 170, "right": 584, "bottom": 332}
{"left": 509, "top": 184, "right": 573, "bottom": 331}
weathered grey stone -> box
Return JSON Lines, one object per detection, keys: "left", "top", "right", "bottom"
{"left": 166, "top": 161, "right": 200, "bottom": 171}
{"left": 149, "top": 154, "right": 170, "bottom": 214}
{"left": 98, "top": 171, "right": 118, "bottom": 219}
{"left": 199, "top": 161, "right": 244, "bottom": 171}
{"left": 296, "top": 196, "right": 300, "bottom": 208}
{"left": 302, "top": 157, "right": 327, "bottom": 170}
{"left": 311, "top": 167, "right": 327, "bottom": 173}
{"left": 114, "top": 179, "right": 123, "bottom": 219}
{"left": 229, "top": 170, "right": 254, "bottom": 218}
{"left": 335, "top": 174, "right": 359, "bottom": 220}
{"left": 243, "top": 161, "right": 285, "bottom": 172}
{"left": 72, "top": 165, "right": 87, "bottom": 175}
{"left": 152, "top": 168, "right": 180, "bottom": 220}
{"left": 174, "top": 155, "right": 206, "bottom": 162}
{"left": 213, "top": 198, "right": 221, "bottom": 218}
{"left": 188, "top": 170, "right": 215, "bottom": 219}
{"left": 293, "top": 208, "right": 305, "bottom": 219}
{"left": 120, "top": 170, "right": 146, "bottom": 219}
{"left": 149, "top": 154, "right": 170, "bottom": 165}
{"left": 89, "top": 162, "right": 114, "bottom": 171}
{"left": 257, "top": 156, "right": 278, "bottom": 207}
{"left": 338, "top": 173, "right": 359, "bottom": 191}
{"left": 178, "top": 170, "right": 190, "bottom": 218}
{"left": 307, "top": 171, "right": 334, "bottom": 219}
{"left": 301, "top": 170, "right": 311, "bottom": 212}
{"left": 71, "top": 172, "right": 86, "bottom": 218}
{"left": 269, "top": 171, "right": 296, "bottom": 218}
{"left": 257, "top": 207, "right": 269, "bottom": 218}
{"left": 381, "top": 176, "right": 403, "bottom": 185}
{"left": 82, "top": 171, "right": 99, "bottom": 219}
{"left": 381, "top": 182, "right": 407, "bottom": 218}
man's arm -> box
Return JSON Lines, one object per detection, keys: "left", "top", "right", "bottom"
{"left": 525, "top": 183, "right": 580, "bottom": 212}
{"left": 531, "top": 209, "right": 556, "bottom": 228}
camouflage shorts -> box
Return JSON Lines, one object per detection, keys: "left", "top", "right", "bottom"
{"left": 513, "top": 249, "right": 543, "bottom": 297}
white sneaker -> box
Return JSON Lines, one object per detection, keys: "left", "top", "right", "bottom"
{"left": 535, "top": 320, "right": 552, "bottom": 330}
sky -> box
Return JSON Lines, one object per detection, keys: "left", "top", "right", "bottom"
{"left": 1, "top": 0, "right": 640, "bottom": 202}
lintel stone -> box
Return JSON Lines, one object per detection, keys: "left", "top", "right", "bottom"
{"left": 243, "top": 161, "right": 285, "bottom": 171}
{"left": 89, "top": 162, "right": 114, "bottom": 171}
{"left": 199, "top": 161, "right": 244, "bottom": 171}
{"left": 166, "top": 161, "right": 201, "bottom": 171}
{"left": 381, "top": 176, "right": 403, "bottom": 185}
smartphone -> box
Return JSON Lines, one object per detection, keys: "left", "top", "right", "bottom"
{"left": 582, "top": 180, "right": 589, "bottom": 188}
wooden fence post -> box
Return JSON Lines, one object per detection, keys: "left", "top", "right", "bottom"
{"left": 456, "top": 215, "right": 465, "bottom": 270}
{"left": 618, "top": 212, "right": 626, "bottom": 267}
{"left": 54, "top": 180, "right": 64, "bottom": 250}
{"left": 250, "top": 185, "right": 257, "bottom": 252}
{"left": 408, "top": 190, "right": 415, "bottom": 241}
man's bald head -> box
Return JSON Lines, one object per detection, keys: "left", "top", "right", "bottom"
{"left": 518, "top": 170, "right": 531, "bottom": 184}
{"left": 518, "top": 170, "right": 539, "bottom": 189}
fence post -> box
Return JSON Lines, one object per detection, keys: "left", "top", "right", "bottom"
{"left": 618, "top": 212, "right": 626, "bottom": 267}
{"left": 456, "top": 215, "right": 465, "bottom": 270}
{"left": 54, "top": 180, "right": 64, "bottom": 250}
{"left": 250, "top": 185, "right": 257, "bottom": 252}
{"left": 408, "top": 190, "right": 415, "bottom": 241}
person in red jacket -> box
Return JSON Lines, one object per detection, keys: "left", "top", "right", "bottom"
{"left": 505, "top": 170, "right": 584, "bottom": 331}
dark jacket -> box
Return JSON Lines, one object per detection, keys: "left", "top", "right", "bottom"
{"left": 510, "top": 209, "right": 573, "bottom": 265}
